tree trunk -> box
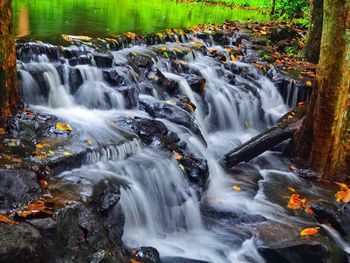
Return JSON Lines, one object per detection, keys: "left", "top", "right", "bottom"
{"left": 270, "top": 0, "right": 276, "bottom": 16}
{"left": 303, "top": 0, "right": 324, "bottom": 63}
{"left": 0, "top": 1, "right": 18, "bottom": 126}
{"left": 294, "top": 0, "right": 350, "bottom": 180}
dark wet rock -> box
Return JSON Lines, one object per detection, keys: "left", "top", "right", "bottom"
{"left": 128, "top": 53, "right": 155, "bottom": 70}
{"left": 16, "top": 42, "right": 61, "bottom": 63}
{"left": 310, "top": 201, "right": 349, "bottom": 236}
{"left": 213, "top": 31, "right": 229, "bottom": 45}
{"left": 201, "top": 204, "right": 266, "bottom": 225}
{"left": 140, "top": 100, "right": 205, "bottom": 145}
{"left": 181, "top": 74, "right": 206, "bottom": 93}
{"left": 178, "top": 154, "right": 209, "bottom": 189}
{"left": 68, "top": 67, "right": 84, "bottom": 94}
{"left": 115, "top": 86, "right": 139, "bottom": 109}
{"left": 131, "top": 247, "right": 160, "bottom": 263}
{"left": 94, "top": 52, "right": 114, "bottom": 68}
{"left": 103, "top": 69, "right": 128, "bottom": 86}
{"left": 258, "top": 242, "right": 334, "bottom": 263}
{"left": 0, "top": 170, "right": 42, "bottom": 211}
{"left": 174, "top": 95, "right": 197, "bottom": 113}
{"left": 294, "top": 169, "right": 320, "bottom": 181}
{"left": 121, "top": 117, "right": 185, "bottom": 152}
{"left": 0, "top": 222, "right": 44, "bottom": 263}
{"left": 49, "top": 198, "right": 127, "bottom": 263}
{"left": 161, "top": 258, "right": 209, "bottom": 263}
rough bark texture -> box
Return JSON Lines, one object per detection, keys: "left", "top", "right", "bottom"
{"left": 303, "top": 0, "right": 324, "bottom": 63}
{"left": 0, "top": 1, "right": 18, "bottom": 126}
{"left": 270, "top": 0, "right": 276, "bottom": 16}
{"left": 295, "top": 0, "right": 350, "bottom": 180}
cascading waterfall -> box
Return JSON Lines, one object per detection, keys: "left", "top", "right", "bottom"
{"left": 17, "top": 36, "right": 319, "bottom": 263}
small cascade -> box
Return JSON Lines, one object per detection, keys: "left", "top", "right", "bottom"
{"left": 16, "top": 33, "right": 318, "bottom": 263}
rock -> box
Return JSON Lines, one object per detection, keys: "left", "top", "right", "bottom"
{"left": 258, "top": 242, "right": 333, "bottom": 263}
{"left": 310, "top": 201, "right": 348, "bottom": 236}
{"left": 68, "top": 67, "right": 84, "bottom": 94}
{"left": 0, "top": 170, "right": 42, "bottom": 210}
{"left": 16, "top": 42, "right": 61, "bottom": 63}
{"left": 94, "top": 52, "right": 114, "bottom": 68}
{"left": 178, "top": 154, "right": 209, "bottom": 189}
{"left": 128, "top": 53, "right": 154, "bottom": 69}
{"left": 139, "top": 100, "right": 205, "bottom": 144}
{"left": 161, "top": 258, "right": 209, "bottom": 263}
{"left": 294, "top": 169, "right": 320, "bottom": 181}
{"left": 115, "top": 86, "right": 139, "bottom": 109}
{"left": 50, "top": 198, "right": 127, "bottom": 263}
{"left": 131, "top": 247, "right": 160, "bottom": 263}
{"left": 181, "top": 74, "right": 206, "bottom": 93}
{"left": 103, "top": 69, "right": 129, "bottom": 87}
{"left": 0, "top": 223, "right": 44, "bottom": 263}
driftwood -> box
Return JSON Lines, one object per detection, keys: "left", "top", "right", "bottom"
{"left": 222, "top": 108, "right": 304, "bottom": 169}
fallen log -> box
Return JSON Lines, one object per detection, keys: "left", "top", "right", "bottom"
{"left": 222, "top": 107, "right": 304, "bottom": 169}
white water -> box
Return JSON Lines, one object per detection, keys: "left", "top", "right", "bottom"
{"left": 18, "top": 40, "right": 330, "bottom": 263}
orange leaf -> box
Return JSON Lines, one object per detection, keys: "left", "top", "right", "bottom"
{"left": 173, "top": 151, "right": 183, "bottom": 160}
{"left": 0, "top": 128, "right": 6, "bottom": 136}
{"left": 305, "top": 207, "right": 315, "bottom": 215}
{"left": 287, "top": 194, "right": 306, "bottom": 210}
{"left": 32, "top": 151, "right": 47, "bottom": 159}
{"left": 0, "top": 214, "right": 18, "bottom": 225}
{"left": 39, "top": 179, "right": 48, "bottom": 189}
{"left": 336, "top": 189, "right": 350, "bottom": 203}
{"left": 336, "top": 182, "right": 348, "bottom": 190}
{"left": 300, "top": 227, "right": 319, "bottom": 236}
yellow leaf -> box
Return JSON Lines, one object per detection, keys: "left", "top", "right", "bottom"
{"left": 230, "top": 54, "right": 237, "bottom": 61}
{"left": 62, "top": 151, "right": 73, "bottom": 156}
{"left": 290, "top": 165, "right": 297, "bottom": 171}
{"left": 48, "top": 150, "right": 55, "bottom": 155}
{"left": 232, "top": 185, "right": 241, "bottom": 191}
{"left": 123, "top": 32, "right": 136, "bottom": 40}
{"left": 157, "top": 33, "right": 164, "bottom": 38}
{"left": 56, "top": 122, "right": 73, "bottom": 132}
{"left": 260, "top": 30, "right": 267, "bottom": 35}
{"left": 300, "top": 227, "right": 319, "bottom": 236}
{"left": 305, "top": 81, "right": 312, "bottom": 86}
{"left": 87, "top": 139, "right": 93, "bottom": 145}
{"left": 336, "top": 182, "right": 348, "bottom": 190}
{"left": 288, "top": 187, "right": 296, "bottom": 193}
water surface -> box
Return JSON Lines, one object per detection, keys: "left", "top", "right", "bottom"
{"left": 13, "top": 0, "right": 268, "bottom": 39}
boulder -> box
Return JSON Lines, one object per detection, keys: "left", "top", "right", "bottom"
{"left": 94, "top": 52, "right": 114, "bottom": 68}
{"left": 131, "top": 247, "right": 160, "bottom": 263}
{"left": 0, "top": 170, "right": 42, "bottom": 210}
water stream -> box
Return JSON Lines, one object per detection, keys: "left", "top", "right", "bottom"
{"left": 16, "top": 33, "right": 342, "bottom": 262}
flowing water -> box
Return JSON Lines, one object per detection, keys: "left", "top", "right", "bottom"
{"left": 16, "top": 32, "right": 342, "bottom": 262}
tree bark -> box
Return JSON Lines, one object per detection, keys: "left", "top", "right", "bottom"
{"left": 0, "top": 1, "right": 19, "bottom": 126}
{"left": 270, "top": 0, "right": 276, "bottom": 16}
{"left": 294, "top": 0, "right": 350, "bottom": 180}
{"left": 303, "top": 0, "right": 324, "bottom": 63}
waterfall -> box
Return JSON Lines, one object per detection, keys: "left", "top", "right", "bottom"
{"left": 17, "top": 36, "right": 311, "bottom": 263}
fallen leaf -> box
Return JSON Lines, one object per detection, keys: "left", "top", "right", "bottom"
{"left": 336, "top": 182, "right": 348, "bottom": 190}
{"left": 0, "top": 128, "right": 6, "bottom": 136}
{"left": 48, "top": 150, "right": 55, "bottom": 155}
{"left": 32, "top": 151, "right": 47, "bottom": 159}
{"left": 62, "top": 151, "right": 73, "bottom": 156}
{"left": 232, "top": 185, "right": 241, "bottom": 191}
{"left": 287, "top": 194, "right": 306, "bottom": 210}
{"left": 288, "top": 187, "right": 296, "bottom": 193}
{"left": 173, "top": 151, "right": 183, "bottom": 160}
{"left": 39, "top": 179, "right": 48, "bottom": 189}
{"left": 336, "top": 189, "right": 350, "bottom": 203}
{"left": 87, "top": 139, "right": 93, "bottom": 145}
{"left": 179, "top": 164, "right": 185, "bottom": 171}
{"left": 300, "top": 227, "right": 319, "bottom": 236}
{"left": 56, "top": 122, "right": 73, "bottom": 132}
{"left": 230, "top": 54, "right": 237, "bottom": 61}
{"left": 305, "top": 81, "right": 312, "bottom": 86}
{"left": 0, "top": 214, "right": 18, "bottom": 225}
{"left": 18, "top": 200, "right": 54, "bottom": 219}
{"left": 290, "top": 165, "right": 297, "bottom": 171}
{"left": 305, "top": 207, "right": 315, "bottom": 215}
